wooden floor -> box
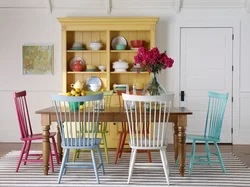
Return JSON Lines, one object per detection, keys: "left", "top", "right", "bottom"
{"left": 0, "top": 143, "right": 250, "bottom": 167}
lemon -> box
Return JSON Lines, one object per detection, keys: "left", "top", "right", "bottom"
{"left": 75, "top": 93, "right": 80, "bottom": 96}
{"left": 79, "top": 105, "right": 84, "bottom": 110}
{"left": 66, "top": 92, "right": 71, "bottom": 96}
{"left": 75, "top": 88, "right": 81, "bottom": 93}
{"left": 81, "top": 91, "right": 86, "bottom": 96}
{"left": 71, "top": 90, "right": 76, "bottom": 96}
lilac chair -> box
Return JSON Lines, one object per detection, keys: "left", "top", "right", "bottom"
{"left": 13, "top": 90, "right": 59, "bottom": 172}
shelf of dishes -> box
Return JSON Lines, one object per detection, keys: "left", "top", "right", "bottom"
{"left": 67, "top": 50, "right": 138, "bottom": 53}
{"left": 68, "top": 38, "right": 146, "bottom": 51}
{"left": 67, "top": 50, "right": 107, "bottom": 53}
{"left": 68, "top": 57, "right": 145, "bottom": 72}
{"left": 67, "top": 71, "right": 148, "bottom": 74}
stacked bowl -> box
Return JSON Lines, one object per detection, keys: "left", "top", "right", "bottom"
{"left": 86, "top": 65, "right": 96, "bottom": 72}
{"left": 71, "top": 43, "right": 84, "bottom": 50}
{"left": 113, "top": 84, "right": 128, "bottom": 93}
{"left": 130, "top": 63, "right": 144, "bottom": 72}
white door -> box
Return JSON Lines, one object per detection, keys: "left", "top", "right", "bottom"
{"left": 180, "top": 27, "right": 233, "bottom": 143}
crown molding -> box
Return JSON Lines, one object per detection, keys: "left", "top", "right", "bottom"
{"left": 0, "top": 0, "right": 247, "bottom": 12}
{"left": 182, "top": 0, "right": 245, "bottom": 8}
{"left": 112, "top": 0, "right": 173, "bottom": 10}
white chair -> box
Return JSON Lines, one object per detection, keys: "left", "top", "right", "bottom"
{"left": 122, "top": 93, "right": 174, "bottom": 185}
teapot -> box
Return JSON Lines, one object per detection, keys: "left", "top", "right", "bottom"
{"left": 70, "top": 80, "right": 84, "bottom": 90}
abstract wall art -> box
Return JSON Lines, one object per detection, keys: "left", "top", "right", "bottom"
{"left": 22, "top": 45, "right": 53, "bottom": 75}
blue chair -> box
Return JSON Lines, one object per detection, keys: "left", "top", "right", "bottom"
{"left": 181, "top": 91, "right": 229, "bottom": 175}
{"left": 52, "top": 93, "right": 105, "bottom": 184}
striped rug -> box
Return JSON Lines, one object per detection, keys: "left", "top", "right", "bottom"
{"left": 0, "top": 151, "right": 249, "bottom": 187}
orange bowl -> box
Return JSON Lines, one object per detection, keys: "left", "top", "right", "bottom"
{"left": 130, "top": 40, "right": 145, "bottom": 48}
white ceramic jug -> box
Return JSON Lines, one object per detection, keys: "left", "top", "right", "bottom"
{"left": 70, "top": 80, "right": 84, "bottom": 90}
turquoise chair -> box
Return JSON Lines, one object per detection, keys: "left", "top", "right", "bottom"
{"left": 52, "top": 93, "right": 105, "bottom": 184}
{"left": 73, "top": 90, "right": 113, "bottom": 163}
{"left": 178, "top": 91, "right": 229, "bottom": 175}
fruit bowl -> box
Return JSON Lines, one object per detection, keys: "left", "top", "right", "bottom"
{"left": 98, "top": 66, "right": 106, "bottom": 72}
{"left": 130, "top": 40, "right": 145, "bottom": 48}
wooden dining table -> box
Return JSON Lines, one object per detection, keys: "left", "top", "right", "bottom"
{"left": 36, "top": 106, "right": 192, "bottom": 177}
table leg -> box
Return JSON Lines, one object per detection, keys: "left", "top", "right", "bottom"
{"left": 173, "top": 123, "right": 179, "bottom": 162}
{"left": 177, "top": 115, "right": 187, "bottom": 177}
{"left": 41, "top": 114, "right": 51, "bottom": 175}
{"left": 57, "top": 124, "right": 63, "bottom": 161}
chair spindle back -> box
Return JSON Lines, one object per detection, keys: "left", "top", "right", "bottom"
{"left": 52, "top": 94, "right": 103, "bottom": 148}
{"left": 122, "top": 93, "right": 174, "bottom": 148}
{"left": 13, "top": 90, "right": 33, "bottom": 139}
{"left": 204, "top": 92, "right": 229, "bottom": 140}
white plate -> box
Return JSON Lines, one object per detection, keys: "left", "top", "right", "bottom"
{"left": 86, "top": 76, "right": 102, "bottom": 91}
{"left": 69, "top": 57, "right": 85, "bottom": 71}
{"left": 111, "top": 36, "right": 127, "bottom": 50}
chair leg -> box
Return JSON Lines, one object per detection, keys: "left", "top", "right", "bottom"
{"left": 91, "top": 148, "right": 100, "bottom": 184}
{"left": 101, "top": 132, "right": 109, "bottom": 164}
{"left": 189, "top": 140, "right": 196, "bottom": 175}
{"left": 72, "top": 149, "right": 79, "bottom": 162}
{"left": 58, "top": 148, "right": 69, "bottom": 184}
{"left": 97, "top": 145, "right": 105, "bottom": 175}
{"left": 63, "top": 149, "right": 70, "bottom": 175}
{"left": 119, "top": 132, "right": 127, "bottom": 158}
{"left": 49, "top": 147, "right": 54, "bottom": 173}
{"left": 160, "top": 149, "right": 170, "bottom": 185}
{"left": 147, "top": 150, "right": 152, "bottom": 162}
{"left": 205, "top": 141, "right": 211, "bottom": 166}
{"left": 214, "top": 142, "right": 226, "bottom": 173}
{"left": 24, "top": 140, "right": 31, "bottom": 165}
{"left": 16, "top": 141, "right": 27, "bottom": 172}
{"left": 51, "top": 136, "right": 60, "bottom": 164}
{"left": 127, "top": 148, "right": 137, "bottom": 184}
{"left": 114, "top": 132, "right": 123, "bottom": 164}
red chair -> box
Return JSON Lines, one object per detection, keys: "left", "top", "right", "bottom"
{"left": 13, "top": 90, "right": 59, "bottom": 172}
{"left": 114, "top": 90, "right": 152, "bottom": 164}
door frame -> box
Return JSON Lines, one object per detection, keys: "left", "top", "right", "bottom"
{"left": 173, "top": 20, "right": 240, "bottom": 144}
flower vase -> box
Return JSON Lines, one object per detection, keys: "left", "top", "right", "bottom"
{"left": 142, "top": 72, "right": 166, "bottom": 96}
{"left": 142, "top": 72, "right": 166, "bottom": 110}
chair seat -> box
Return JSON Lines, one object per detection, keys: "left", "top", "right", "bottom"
{"left": 21, "top": 132, "right": 56, "bottom": 141}
{"left": 130, "top": 138, "right": 168, "bottom": 149}
{"left": 62, "top": 138, "right": 102, "bottom": 148}
{"left": 186, "top": 134, "right": 219, "bottom": 142}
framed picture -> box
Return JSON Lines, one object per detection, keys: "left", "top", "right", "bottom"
{"left": 22, "top": 45, "right": 53, "bottom": 75}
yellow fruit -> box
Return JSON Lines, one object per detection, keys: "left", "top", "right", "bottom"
{"left": 75, "top": 88, "right": 81, "bottom": 93}
{"left": 81, "top": 91, "right": 86, "bottom": 96}
{"left": 66, "top": 92, "right": 71, "bottom": 96}
{"left": 79, "top": 105, "right": 84, "bottom": 110}
{"left": 71, "top": 90, "right": 76, "bottom": 96}
{"left": 75, "top": 93, "right": 80, "bottom": 96}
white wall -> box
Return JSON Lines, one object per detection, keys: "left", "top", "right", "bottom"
{"left": 0, "top": 1, "right": 250, "bottom": 144}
